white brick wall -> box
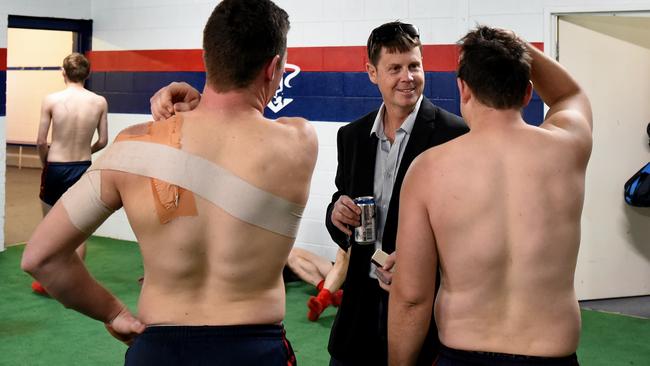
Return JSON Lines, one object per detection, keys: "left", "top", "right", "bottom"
{"left": 470, "top": 13, "right": 544, "bottom": 40}
{"left": 84, "top": 0, "right": 650, "bottom": 50}
{"left": 409, "top": 0, "right": 457, "bottom": 18}
{"left": 469, "top": 0, "right": 545, "bottom": 15}
{"left": 0, "top": 0, "right": 90, "bottom": 48}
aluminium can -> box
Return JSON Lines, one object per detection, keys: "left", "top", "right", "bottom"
{"left": 354, "top": 196, "right": 376, "bottom": 244}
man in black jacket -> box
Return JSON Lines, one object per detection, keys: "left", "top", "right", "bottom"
{"left": 325, "top": 21, "right": 468, "bottom": 366}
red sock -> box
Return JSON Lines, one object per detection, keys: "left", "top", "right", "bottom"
{"left": 316, "top": 289, "right": 332, "bottom": 307}
{"left": 307, "top": 289, "right": 332, "bottom": 321}
{"left": 331, "top": 289, "right": 343, "bottom": 307}
{"left": 316, "top": 279, "right": 325, "bottom": 291}
{"left": 31, "top": 281, "right": 49, "bottom": 296}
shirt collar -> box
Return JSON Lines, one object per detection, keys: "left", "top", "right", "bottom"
{"left": 370, "top": 94, "right": 423, "bottom": 139}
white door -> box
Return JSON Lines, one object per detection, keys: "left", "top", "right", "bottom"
{"left": 558, "top": 15, "right": 650, "bottom": 300}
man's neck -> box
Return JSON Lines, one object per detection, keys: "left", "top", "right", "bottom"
{"left": 197, "top": 84, "right": 267, "bottom": 115}
{"left": 465, "top": 104, "right": 525, "bottom": 131}
{"left": 65, "top": 82, "right": 85, "bottom": 90}
{"left": 382, "top": 103, "right": 415, "bottom": 142}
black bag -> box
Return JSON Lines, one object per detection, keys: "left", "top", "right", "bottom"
{"left": 624, "top": 162, "right": 650, "bottom": 207}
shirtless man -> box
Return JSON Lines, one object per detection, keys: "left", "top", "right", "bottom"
{"left": 388, "top": 26, "right": 592, "bottom": 366}
{"left": 22, "top": 1, "right": 317, "bottom": 364}
{"left": 32, "top": 52, "right": 108, "bottom": 294}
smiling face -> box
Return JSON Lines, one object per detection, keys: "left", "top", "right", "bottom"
{"left": 367, "top": 46, "right": 425, "bottom": 115}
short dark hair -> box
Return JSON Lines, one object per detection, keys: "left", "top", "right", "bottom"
{"left": 203, "top": 0, "right": 289, "bottom": 91}
{"left": 62, "top": 53, "right": 90, "bottom": 82}
{"left": 457, "top": 26, "right": 531, "bottom": 110}
{"left": 367, "top": 21, "right": 422, "bottom": 66}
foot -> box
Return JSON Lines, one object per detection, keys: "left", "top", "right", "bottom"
{"left": 307, "top": 296, "right": 325, "bottom": 321}
{"left": 331, "top": 289, "right": 343, "bottom": 307}
{"left": 31, "top": 281, "right": 49, "bottom": 296}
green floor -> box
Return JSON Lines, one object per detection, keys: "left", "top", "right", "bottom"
{"left": 1, "top": 237, "right": 648, "bottom": 365}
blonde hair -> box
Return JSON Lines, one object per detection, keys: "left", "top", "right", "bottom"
{"left": 62, "top": 53, "right": 90, "bottom": 82}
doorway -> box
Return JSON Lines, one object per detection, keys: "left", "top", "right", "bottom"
{"left": 3, "top": 16, "right": 92, "bottom": 248}
{"left": 553, "top": 12, "right": 650, "bottom": 300}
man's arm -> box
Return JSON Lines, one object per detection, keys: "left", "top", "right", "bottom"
{"left": 21, "top": 170, "right": 144, "bottom": 344}
{"left": 36, "top": 96, "right": 53, "bottom": 166}
{"left": 91, "top": 97, "right": 109, "bottom": 154}
{"left": 388, "top": 157, "right": 438, "bottom": 366}
{"left": 528, "top": 43, "right": 592, "bottom": 147}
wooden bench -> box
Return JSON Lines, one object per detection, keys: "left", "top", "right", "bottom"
{"left": 6, "top": 140, "right": 40, "bottom": 169}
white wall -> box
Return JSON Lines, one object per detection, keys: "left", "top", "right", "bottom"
{"left": 0, "top": 0, "right": 91, "bottom": 251}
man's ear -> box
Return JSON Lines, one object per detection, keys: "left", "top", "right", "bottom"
{"left": 522, "top": 80, "right": 533, "bottom": 107}
{"left": 457, "top": 78, "right": 471, "bottom": 104}
{"left": 265, "top": 55, "right": 281, "bottom": 81}
{"left": 366, "top": 62, "right": 378, "bottom": 85}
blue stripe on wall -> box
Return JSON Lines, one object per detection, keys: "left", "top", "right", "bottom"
{"left": 7, "top": 66, "right": 62, "bottom": 71}
{"left": 88, "top": 71, "right": 543, "bottom": 125}
{"left": 0, "top": 71, "right": 6, "bottom": 117}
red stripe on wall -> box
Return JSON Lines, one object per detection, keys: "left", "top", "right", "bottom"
{"left": 87, "top": 49, "right": 204, "bottom": 72}
{"left": 86, "top": 43, "right": 544, "bottom": 73}
{"left": 0, "top": 48, "right": 7, "bottom": 70}
{"left": 288, "top": 46, "right": 368, "bottom": 72}
{"left": 422, "top": 45, "right": 459, "bottom": 72}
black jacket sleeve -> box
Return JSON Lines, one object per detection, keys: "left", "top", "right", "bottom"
{"left": 325, "top": 126, "right": 350, "bottom": 249}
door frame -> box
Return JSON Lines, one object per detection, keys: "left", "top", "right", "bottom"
{"left": 2, "top": 16, "right": 93, "bottom": 250}
{"left": 544, "top": 4, "right": 650, "bottom": 61}
{"left": 545, "top": 5, "right": 650, "bottom": 299}
{"left": 7, "top": 15, "right": 92, "bottom": 54}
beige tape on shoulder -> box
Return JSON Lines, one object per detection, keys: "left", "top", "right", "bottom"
{"left": 90, "top": 141, "right": 304, "bottom": 238}
{"left": 61, "top": 170, "right": 115, "bottom": 235}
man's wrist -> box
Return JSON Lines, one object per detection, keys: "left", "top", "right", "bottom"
{"left": 105, "top": 302, "right": 126, "bottom": 325}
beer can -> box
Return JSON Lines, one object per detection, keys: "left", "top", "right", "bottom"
{"left": 354, "top": 196, "right": 376, "bottom": 244}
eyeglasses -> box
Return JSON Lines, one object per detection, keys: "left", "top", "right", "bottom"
{"left": 370, "top": 22, "right": 420, "bottom": 45}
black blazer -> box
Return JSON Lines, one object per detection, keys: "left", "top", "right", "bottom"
{"left": 325, "top": 98, "right": 468, "bottom": 365}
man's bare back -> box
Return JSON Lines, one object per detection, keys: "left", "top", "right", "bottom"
{"left": 38, "top": 84, "right": 107, "bottom": 163}
{"left": 24, "top": 3, "right": 313, "bottom": 363}
{"left": 31, "top": 54, "right": 108, "bottom": 281}
{"left": 388, "top": 27, "right": 591, "bottom": 365}
{"left": 421, "top": 120, "right": 588, "bottom": 356}
{"left": 108, "top": 109, "right": 317, "bottom": 326}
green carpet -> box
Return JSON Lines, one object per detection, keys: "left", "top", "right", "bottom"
{"left": 0, "top": 237, "right": 648, "bottom": 365}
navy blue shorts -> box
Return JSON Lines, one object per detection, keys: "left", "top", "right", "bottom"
{"left": 124, "top": 324, "right": 297, "bottom": 366}
{"left": 39, "top": 161, "right": 91, "bottom": 206}
{"left": 436, "top": 345, "right": 579, "bottom": 366}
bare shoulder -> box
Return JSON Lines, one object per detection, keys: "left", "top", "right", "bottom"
{"left": 275, "top": 116, "right": 318, "bottom": 158}
{"left": 540, "top": 109, "right": 592, "bottom": 158}
{"left": 409, "top": 146, "right": 445, "bottom": 180}
{"left": 42, "top": 90, "right": 64, "bottom": 105}
{"left": 86, "top": 90, "right": 107, "bottom": 107}
{"left": 95, "top": 93, "right": 108, "bottom": 108}
{"left": 116, "top": 122, "right": 151, "bottom": 140}
{"left": 275, "top": 116, "right": 315, "bottom": 138}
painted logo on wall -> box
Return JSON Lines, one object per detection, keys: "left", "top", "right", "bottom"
{"left": 268, "top": 63, "right": 301, "bottom": 113}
